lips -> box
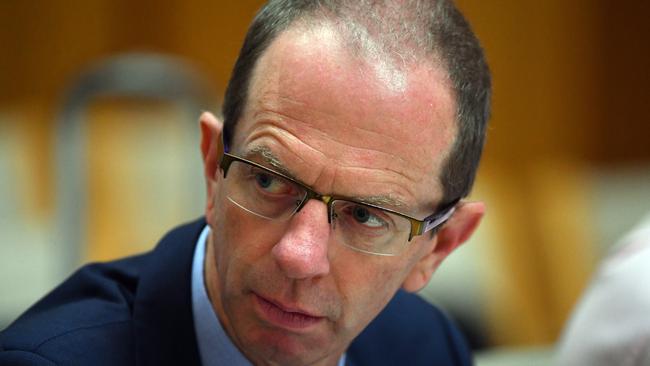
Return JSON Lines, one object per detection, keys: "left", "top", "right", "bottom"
{"left": 254, "top": 293, "right": 324, "bottom": 330}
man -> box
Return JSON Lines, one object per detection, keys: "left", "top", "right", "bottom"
{"left": 0, "top": 0, "right": 490, "bottom": 365}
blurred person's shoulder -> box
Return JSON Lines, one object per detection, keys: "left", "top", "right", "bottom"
{"left": 601, "top": 212, "right": 650, "bottom": 273}
{"left": 556, "top": 212, "right": 650, "bottom": 366}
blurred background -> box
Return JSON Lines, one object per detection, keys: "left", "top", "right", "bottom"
{"left": 1, "top": 1, "right": 649, "bottom": 364}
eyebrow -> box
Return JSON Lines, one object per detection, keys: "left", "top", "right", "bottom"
{"left": 242, "top": 145, "right": 410, "bottom": 211}
{"left": 353, "top": 194, "right": 406, "bottom": 210}
{"left": 243, "top": 146, "right": 295, "bottom": 177}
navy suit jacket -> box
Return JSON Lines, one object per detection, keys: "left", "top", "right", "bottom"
{"left": 0, "top": 219, "right": 472, "bottom": 366}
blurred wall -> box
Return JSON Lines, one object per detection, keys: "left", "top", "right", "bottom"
{"left": 451, "top": 0, "right": 650, "bottom": 346}
{"left": 1, "top": 0, "right": 649, "bottom": 349}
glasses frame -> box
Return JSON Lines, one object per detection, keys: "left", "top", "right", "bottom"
{"left": 219, "top": 152, "right": 459, "bottom": 243}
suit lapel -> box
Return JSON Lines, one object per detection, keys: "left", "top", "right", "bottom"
{"left": 132, "top": 218, "right": 206, "bottom": 366}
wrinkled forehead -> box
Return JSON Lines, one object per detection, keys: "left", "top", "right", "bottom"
{"left": 243, "top": 23, "right": 456, "bottom": 146}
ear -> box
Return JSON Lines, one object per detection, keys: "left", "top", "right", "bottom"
{"left": 199, "top": 112, "right": 224, "bottom": 220}
{"left": 401, "top": 201, "right": 485, "bottom": 292}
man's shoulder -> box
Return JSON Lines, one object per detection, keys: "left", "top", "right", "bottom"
{"left": 0, "top": 218, "right": 206, "bottom": 365}
{"left": 348, "top": 290, "right": 472, "bottom": 366}
{"left": 0, "top": 254, "right": 145, "bottom": 365}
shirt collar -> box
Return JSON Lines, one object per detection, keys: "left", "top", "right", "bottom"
{"left": 192, "top": 225, "right": 253, "bottom": 366}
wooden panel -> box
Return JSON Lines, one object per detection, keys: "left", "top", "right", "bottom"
{"left": 594, "top": 1, "right": 650, "bottom": 163}
{"left": 456, "top": 0, "right": 602, "bottom": 345}
{"left": 0, "top": 1, "right": 265, "bottom": 103}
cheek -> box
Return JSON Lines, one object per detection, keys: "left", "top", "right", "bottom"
{"left": 213, "top": 203, "right": 287, "bottom": 291}
{"left": 219, "top": 205, "right": 286, "bottom": 260}
{"left": 334, "top": 256, "right": 410, "bottom": 334}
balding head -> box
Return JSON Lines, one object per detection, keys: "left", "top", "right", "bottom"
{"left": 222, "top": 0, "right": 490, "bottom": 207}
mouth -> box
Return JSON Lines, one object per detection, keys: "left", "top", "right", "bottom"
{"left": 253, "top": 293, "right": 325, "bottom": 330}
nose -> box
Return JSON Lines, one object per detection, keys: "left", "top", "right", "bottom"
{"left": 271, "top": 199, "right": 331, "bottom": 280}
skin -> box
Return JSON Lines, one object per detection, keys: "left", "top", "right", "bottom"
{"left": 200, "top": 24, "right": 485, "bottom": 366}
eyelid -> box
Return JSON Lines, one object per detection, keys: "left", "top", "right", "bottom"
{"left": 249, "top": 159, "right": 306, "bottom": 189}
{"left": 252, "top": 167, "right": 298, "bottom": 191}
{"left": 340, "top": 201, "right": 394, "bottom": 228}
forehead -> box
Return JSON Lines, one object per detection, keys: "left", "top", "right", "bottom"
{"left": 232, "top": 24, "right": 457, "bottom": 212}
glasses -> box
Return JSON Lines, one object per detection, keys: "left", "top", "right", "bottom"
{"left": 219, "top": 153, "right": 458, "bottom": 256}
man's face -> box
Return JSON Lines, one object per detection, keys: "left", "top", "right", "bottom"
{"left": 203, "top": 25, "right": 460, "bottom": 366}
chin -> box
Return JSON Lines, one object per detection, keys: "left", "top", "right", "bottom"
{"left": 242, "top": 329, "right": 337, "bottom": 366}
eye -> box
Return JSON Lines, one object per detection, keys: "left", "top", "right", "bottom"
{"left": 255, "top": 172, "right": 274, "bottom": 189}
{"left": 348, "top": 205, "right": 388, "bottom": 229}
{"left": 252, "top": 169, "right": 294, "bottom": 196}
